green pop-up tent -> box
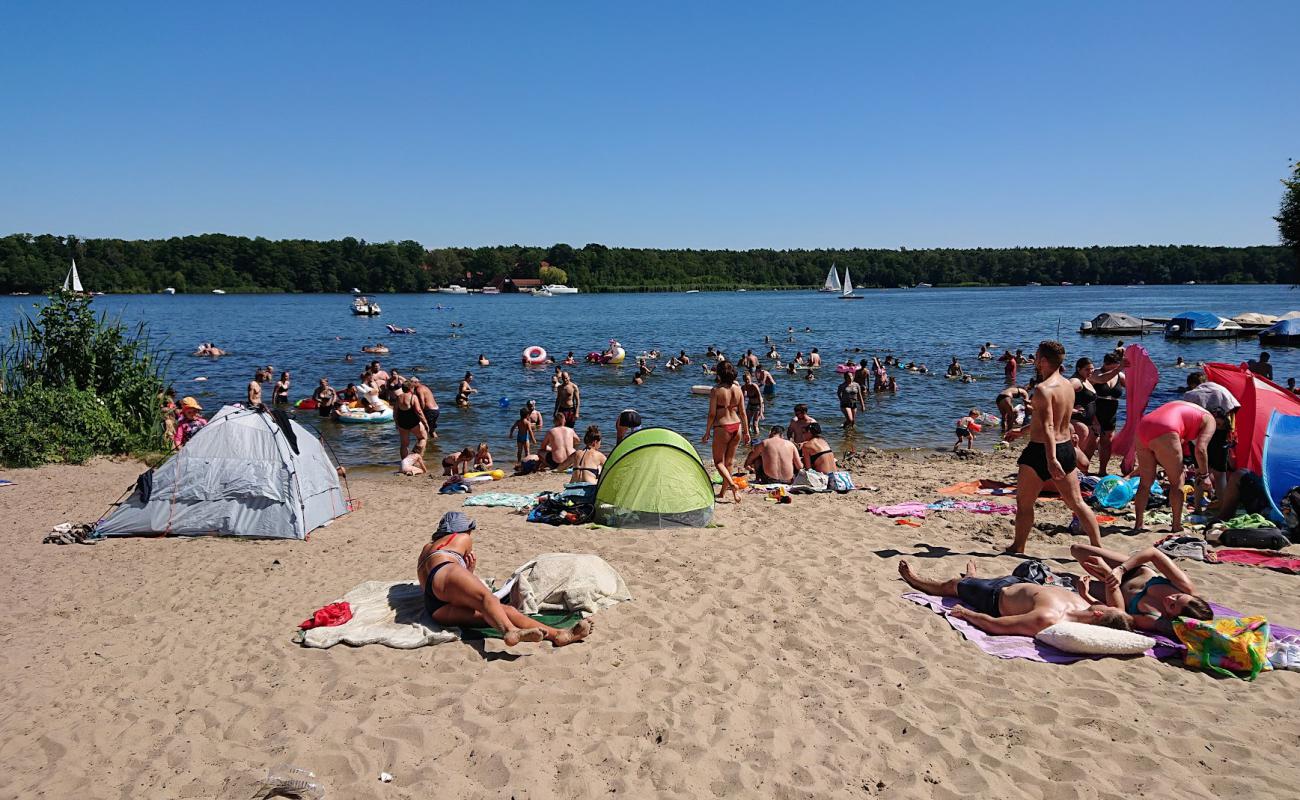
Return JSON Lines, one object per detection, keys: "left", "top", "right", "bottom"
{"left": 593, "top": 427, "right": 714, "bottom": 528}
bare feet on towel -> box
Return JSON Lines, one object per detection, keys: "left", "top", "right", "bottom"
{"left": 551, "top": 619, "right": 594, "bottom": 647}
{"left": 503, "top": 627, "right": 546, "bottom": 647}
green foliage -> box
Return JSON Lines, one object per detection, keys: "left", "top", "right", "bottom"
{"left": 0, "top": 233, "right": 1292, "bottom": 294}
{"left": 0, "top": 292, "right": 168, "bottom": 467}
{"left": 539, "top": 264, "right": 568, "bottom": 285}
{"left": 1276, "top": 160, "right": 1300, "bottom": 282}
{"left": 0, "top": 385, "right": 131, "bottom": 467}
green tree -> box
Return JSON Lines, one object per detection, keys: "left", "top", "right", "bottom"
{"left": 1276, "top": 160, "right": 1300, "bottom": 282}
{"left": 539, "top": 265, "right": 568, "bottom": 285}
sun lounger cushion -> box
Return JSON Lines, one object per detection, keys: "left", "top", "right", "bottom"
{"left": 1035, "top": 621, "right": 1156, "bottom": 655}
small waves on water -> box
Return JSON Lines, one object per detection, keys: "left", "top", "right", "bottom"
{"left": 3, "top": 285, "right": 1295, "bottom": 467}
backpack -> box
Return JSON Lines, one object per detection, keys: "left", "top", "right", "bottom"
{"left": 1238, "top": 472, "right": 1270, "bottom": 515}
{"left": 827, "top": 471, "right": 855, "bottom": 494}
{"left": 1173, "top": 616, "right": 1272, "bottom": 681}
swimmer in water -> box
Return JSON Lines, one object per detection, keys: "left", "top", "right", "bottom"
{"left": 1175, "top": 356, "right": 1186, "bottom": 368}
{"left": 478, "top": 354, "right": 490, "bottom": 367}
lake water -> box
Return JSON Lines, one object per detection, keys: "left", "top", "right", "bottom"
{"left": 3, "top": 286, "right": 1297, "bottom": 467}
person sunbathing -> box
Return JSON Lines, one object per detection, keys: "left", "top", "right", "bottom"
{"left": 1069, "top": 544, "right": 1213, "bottom": 633}
{"left": 418, "top": 512, "right": 593, "bottom": 647}
{"left": 898, "top": 560, "right": 1133, "bottom": 636}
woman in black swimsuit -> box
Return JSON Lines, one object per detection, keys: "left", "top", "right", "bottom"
{"left": 418, "top": 512, "right": 593, "bottom": 647}
{"left": 1089, "top": 352, "right": 1126, "bottom": 475}
{"left": 570, "top": 426, "right": 606, "bottom": 484}
{"left": 1068, "top": 358, "right": 1098, "bottom": 462}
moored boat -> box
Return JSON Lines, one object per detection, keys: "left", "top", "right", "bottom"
{"left": 437, "top": 285, "right": 469, "bottom": 294}
{"left": 1164, "top": 311, "right": 1246, "bottom": 339}
{"left": 351, "top": 296, "right": 382, "bottom": 315}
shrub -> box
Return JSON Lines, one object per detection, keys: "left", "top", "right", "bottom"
{"left": 0, "top": 292, "right": 168, "bottom": 467}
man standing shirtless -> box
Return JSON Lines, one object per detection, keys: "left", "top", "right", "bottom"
{"left": 554, "top": 372, "right": 581, "bottom": 427}
{"left": 411, "top": 377, "right": 439, "bottom": 442}
{"left": 898, "top": 560, "right": 1132, "bottom": 635}
{"left": 1005, "top": 340, "right": 1101, "bottom": 554}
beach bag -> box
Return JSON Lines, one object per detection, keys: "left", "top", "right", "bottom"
{"left": 1012, "top": 559, "right": 1078, "bottom": 590}
{"left": 1239, "top": 472, "right": 1270, "bottom": 515}
{"left": 827, "top": 471, "right": 855, "bottom": 494}
{"left": 1173, "top": 616, "right": 1272, "bottom": 681}
{"left": 790, "top": 469, "right": 828, "bottom": 493}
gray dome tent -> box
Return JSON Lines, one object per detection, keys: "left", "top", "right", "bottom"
{"left": 97, "top": 406, "right": 348, "bottom": 539}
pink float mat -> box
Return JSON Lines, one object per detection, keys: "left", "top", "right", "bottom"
{"left": 1216, "top": 549, "right": 1300, "bottom": 574}
{"left": 902, "top": 592, "right": 1300, "bottom": 665}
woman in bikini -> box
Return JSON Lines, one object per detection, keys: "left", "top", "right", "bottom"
{"left": 799, "top": 423, "right": 837, "bottom": 473}
{"left": 418, "top": 512, "right": 592, "bottom": 647}
{"left": 702, "top": 360, "right": 749, "bottom": 503}
{"left": 570, "top": 426, "right": 606, "bottom": 484}
{"left": 1070, "top": 543, "right": 1213, "bottom": 633}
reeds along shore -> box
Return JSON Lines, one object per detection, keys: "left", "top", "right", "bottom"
{"left": 2, "top": 449, "right": 1299, "bottom": 799}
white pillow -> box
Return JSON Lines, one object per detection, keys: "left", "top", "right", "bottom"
{"left": 1035, "top": 621, "right": 1156, "bottom": 655}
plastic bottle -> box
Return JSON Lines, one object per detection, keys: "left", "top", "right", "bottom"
{"left": 262, "top": 764, "right": 325, "bottom": 799}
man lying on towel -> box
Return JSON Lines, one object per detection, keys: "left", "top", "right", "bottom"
{"left": 899, "top": 560, "right": 1134, "bottom": 636}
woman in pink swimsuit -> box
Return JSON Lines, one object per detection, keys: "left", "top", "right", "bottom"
{"left": 1133, "top": 400, "right": 1215, "bottom": 533}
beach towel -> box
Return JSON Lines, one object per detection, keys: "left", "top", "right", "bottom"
{"left": 869, "top": 502, "right": 931, "bottom": 518}
{"left": 0, "top": 479, "right": 14, "bottom": 488}
{"left": 298, "top": 580, "right": 462, "bottom": 649}
{"left": 1156, "top": 534, "right": 1218, "bottom": 562}
{"left": 1108, "top": 344, "right": 1160, "bottom": 474}
{"left": 927, "top": 499, "right": 1017, "bottom": 515}
{"left": 1215, "top": 549, "right": 1300, "bottom": 574}
{"left": 465, "top": 612, "right": 582, "bottom": 640}
{"left": 901, "top": 592, "right": 1300, "bottom": 664}
{"left": 463, "top": 492, "right": 539, "bottom": 510}
{"left": 939, "top": 479, "right": 1011, "bottom": 496}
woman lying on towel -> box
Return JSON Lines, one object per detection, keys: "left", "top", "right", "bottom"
{"left": 418, "top": 512, "right": 593, "bottom": 647}
{"left": 1070, "top": 544, "right": 1213, "bottom": 634}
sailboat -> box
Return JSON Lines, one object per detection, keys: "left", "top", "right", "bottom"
{"left": 62, "top": 259, "right": 86, "bottom": 294}
{"left": 820, "top": 263, "right": 842, "bottom": 293}
{"left": 838, "top": 267, "right": 864, "bottom": 300}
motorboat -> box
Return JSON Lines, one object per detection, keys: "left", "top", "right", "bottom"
{"left": 1080, "top": 312, "right": 1160, "bottom": 335}
{"left": 351, "top": 296, "right": 382, "bottom": 316}
{"left": 532, "top": 288, "right": 553, "bottom": 297}
{"left": 1027, "top": 281, "right": 1042, "bottom": 286}
{"left": 212, "top": 289, "right": 226, "bottom": 295}
{"left": 162, "top": 287, "right": 176, "bottom": 295}
{"left": 1259, "top": 318, "right": 1300, "bottom": 346}
{"left": 819, "top": 263, "right": 842, "bottom": 293}
{"left": 914, "top": 282, "right": 932, "bottom": 288}
{"left": 351, "top": 287, "right": 361, "bottom": 294}
{"left": 437, "top": 285, "right": 469, "bottom": 294}
{"left": 481, "top": 286, "right": 500, "bottom": 295}
{"left": 543, "top": 284, "right": 579, "bottom": 294}
{"left": 685, "top": 289, "right": 700, "bottom": 294}
{"left": 1164, "top": 311, "right": 1246, "bottom": 339}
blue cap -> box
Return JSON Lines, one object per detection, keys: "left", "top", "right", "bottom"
{"left": 436, "top": 511, "right": 476, "bottom": 536}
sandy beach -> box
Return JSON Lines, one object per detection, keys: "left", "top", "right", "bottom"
{"left": 3, "top": 448, "right": 1299, "bottom": 800}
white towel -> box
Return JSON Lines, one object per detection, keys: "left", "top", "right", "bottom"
{"left": 299, "top": 580, "right": 460, "bottom": 649}
{"left": 507, "top": 553, "right": 633, "bottom": 616}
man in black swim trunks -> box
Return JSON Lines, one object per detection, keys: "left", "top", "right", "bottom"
{"left": 1005, "top": 341, "right": 1102, "bottom": 554}
{"left": 898, "top": 560, "right": 1132, "bottom": 636}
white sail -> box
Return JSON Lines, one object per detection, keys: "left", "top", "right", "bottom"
{"left": 823, "top": 263, "right": 841, "bottom": 292}
{"left": 842, "top": 268, "right": 854, "bottom": 296}
{"left": 63, "top": 259, "right": 84, "bottom": 293}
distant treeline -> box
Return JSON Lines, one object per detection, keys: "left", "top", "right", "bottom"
{"left": 1, "top": 233, "right": 1294, "bottom": 294}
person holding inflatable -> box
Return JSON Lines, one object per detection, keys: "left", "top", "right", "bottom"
{"left": 954, "top": 408, "right": 982, "bottom": 451}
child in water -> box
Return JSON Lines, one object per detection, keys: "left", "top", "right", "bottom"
{"left": 509, "top": 408, "right": 536, "bottom": 465}
{"left": 954, "top": 408, "right": 981, "bottom": 452}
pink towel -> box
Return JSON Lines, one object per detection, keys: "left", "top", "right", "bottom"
{"left": 1216, "top": 549, "right": 1300, "bottom": 574}
{"left": 1108, "top": 344, "right": 1159, "bottom": 473}
{"left": 869, "top": 502, "right": 930, "bottom": 518}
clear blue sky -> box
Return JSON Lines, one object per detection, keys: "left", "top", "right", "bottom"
{"left": 3, "top": 2, "right": 1296, "bottom": 249}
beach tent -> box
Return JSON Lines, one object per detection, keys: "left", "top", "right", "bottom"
{"left": 1202, "top": 363, "right": 1300, "bottom": 475}
{"left": 1260, "top": 317, "right": 1300, "bottom": 346}
{"left": 1262, "top": 411, "right": 1300, "bottom": 521}
{"left": 593, "top": 427, "right": 714, "bottom": 528}
{"left": 97, "top": 406, "right": 348, "bottom": 539}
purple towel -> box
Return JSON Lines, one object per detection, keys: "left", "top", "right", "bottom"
{"left": 903, "top": 593, "right": 1299, "bottom": 664}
